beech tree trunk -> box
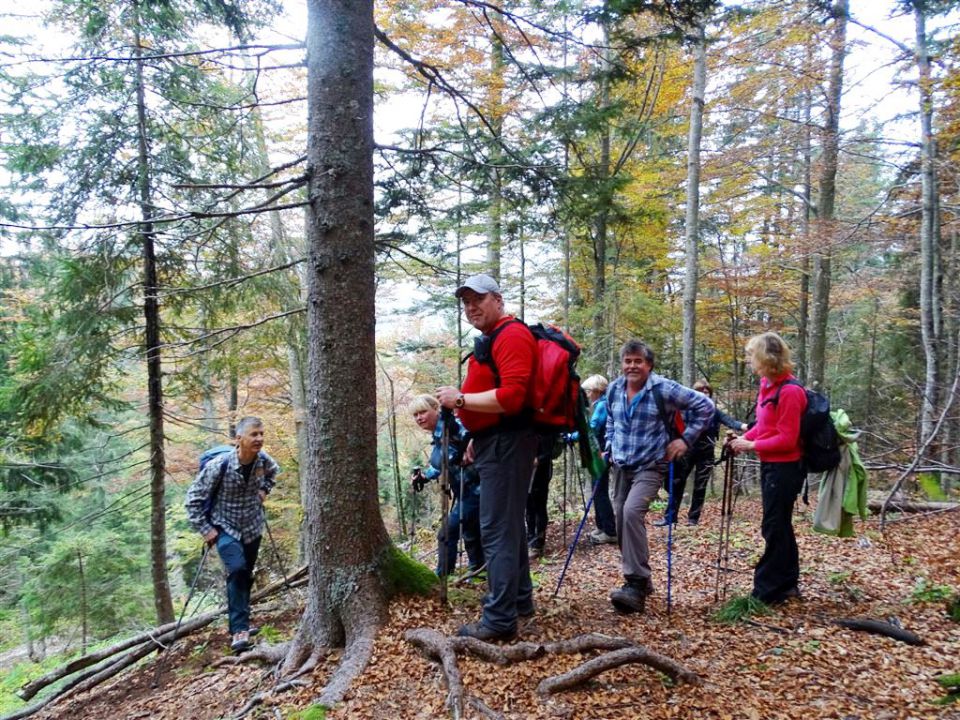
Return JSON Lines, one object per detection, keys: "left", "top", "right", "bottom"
{"left": 681, "top": 22, "right": 706, "bottom": 387}
{"left": 915, "top": 4, "right": 941, "bottom": 445}
{"left": 808, "top": 0, "right": 847, "bottom": 390}
{"left": 486, "top": 11, "right": 505, "bottom": 281}
{"left": 282, "top": 0, "right": 390, "bottom": 700}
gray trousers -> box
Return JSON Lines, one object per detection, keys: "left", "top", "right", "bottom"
{"left": 612, "top": 465, "right": 666, "bottom": 586}
{"left": 473, "top": 426, "right": 538, "bottom": 633}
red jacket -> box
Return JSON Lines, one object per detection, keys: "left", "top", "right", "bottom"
{"left": 744, "top": 373, "right": 807, "bottom": 463}
{"left": 458, "top": 316, "right": 537, "bottom": 433}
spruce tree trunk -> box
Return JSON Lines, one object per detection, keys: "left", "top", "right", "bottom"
{"left": 592, "top": 37, "right": 613, "bottom": 368}
{"left": 808, "top": 0, "right": 847, "bottom": 390}
{"left": 133, "top": 1, "right": 174, "bottom": 625}
{"left": 283, "top": 0, "right": 390, "bottom": 701}
{"left": 681, "top": 22, "right": 706, "bottom": 387}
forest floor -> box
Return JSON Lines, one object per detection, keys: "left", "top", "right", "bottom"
{"left": 10, "top": 493, "right": 960, "bottom": 720}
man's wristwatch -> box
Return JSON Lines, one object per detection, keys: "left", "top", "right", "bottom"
{"left": 454, "top": 393, "right": 465, "bottom": 409}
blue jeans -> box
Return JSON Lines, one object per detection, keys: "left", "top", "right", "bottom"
{"left": 592, "top": 467, "right": 616, "bottom": 535}
{"left": 215, "top": 531, "right": 261, "bottom": 634}
{"left": 437, "top": 484, "right": 484, "bottom": 575}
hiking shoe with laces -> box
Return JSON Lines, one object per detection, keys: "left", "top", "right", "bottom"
{"left": 230, "top": 631, "right": 252, "bottom": 653}
{"left": 610, "top": 583, "right": 647, "bottom": 614}
{"left": 590, "top": 529, "right": 617, "bottom": 544}
{"left": 456, "top": 621, "right": 517, "bottom": 642}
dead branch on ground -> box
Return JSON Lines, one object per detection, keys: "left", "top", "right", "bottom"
{"left": 832, "top": 618, "right": 924, "bottom": 646}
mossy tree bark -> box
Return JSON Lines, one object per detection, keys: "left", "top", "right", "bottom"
{"left": 281, "top": 0, "right": 391, "bottom": 706}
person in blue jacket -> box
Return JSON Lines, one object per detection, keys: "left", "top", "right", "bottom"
{"left": 582, "top": 374, "right": 617, "bottom": 544}
{"left": 656, "top": 379, "right": 747, "bottom": 526}
{"left": 409, "top": 394, "right": 484, "bottom": 576}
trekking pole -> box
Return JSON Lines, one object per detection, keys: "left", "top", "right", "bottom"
{"left": 562, "top": 445, "right": 568, "bottom": 551}
{"left": 263, "top": 513, "right": 296, "bottom": 595}
{"left": 714, "top": 442, "right": 735, "bottom": 601}
{"left": 457, "top": 465, "right": 466, "bottom": 571}
{"left": 152, "top": 541, "right": 211, "bottom": 687}
{"left": 438, "top": 409, "right": 452, "bottom": 604}
{"left": 553, "top": 472, "right": 600, "bottom": 598}
{"left": 666, "top": 460, "right": 675, "bottom": 616}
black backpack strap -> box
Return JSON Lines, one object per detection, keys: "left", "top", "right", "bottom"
{"left": 472, "top": 318, "right": 522, "bottom": 387}
{"left": 760, "top": 378, "right": 800, "bottom": 408}
{"left": 651, "top": 382, "right": 679, "bottom": 441}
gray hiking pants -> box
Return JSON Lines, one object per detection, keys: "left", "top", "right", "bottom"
{"left": 612, "top": 465, "right": 666, "bottom": 586}
{"left": 473, "top": 426, "right": 538, "bottom": 633}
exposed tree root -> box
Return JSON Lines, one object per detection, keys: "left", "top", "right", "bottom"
{"left": 832, "top": 617, "right": 924, "bottom": 645}
{"left": 231, "top": 679, "right": 308, "bottom": 720}
{"left": 213, "top": 642, "right": 291, "bottom": 668}
{"left": 536, "top": 645, "right": 701, "bottom": 695}
{"left": 405, "top": 628, "right": 699, "bottom": 717}
{"left": 466, "top": 695, "right": 505, "bottom": 720}
{"left": 315, "top": 627, "right": 378, "bottom": 708}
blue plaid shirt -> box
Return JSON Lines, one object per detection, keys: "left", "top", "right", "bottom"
{"left": 185, "top": 449, "right": 280, "bottom": 543}
{"left": 605, "top": 373, "right": 714, "bottom": 471}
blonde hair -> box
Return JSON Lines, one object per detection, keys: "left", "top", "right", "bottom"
{"left": 408, "top": 394, "right": 439, "bottom": 415}
{"left": 582, "top": 374, "right": 609, "bottom": 394}
{"left": 693, "top": 379, "right": 712, "bottom": 395}
{"left": 745, "top": 332, "right": 794, "bottom": 377}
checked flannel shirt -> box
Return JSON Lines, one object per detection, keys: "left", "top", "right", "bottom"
{"left": 185, "top": 449, "right": 280, "bottom": 543}
{"left": 605, "top": 373, "right": 714, "bottom": 472}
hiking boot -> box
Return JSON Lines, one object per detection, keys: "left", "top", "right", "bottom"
{"left": 456, "top": 622, "right": 517, "bottom": 642}
{"left": 518, "top": 603, "right": 536, "bottom": 619}
{"left": 652, "top": 517, "right": 675, "bottom": 527}
{"left": 528, "top": 545, "right": 543, "bottom": 560}
{"left": 230, "top": 631, "right": 252, "bottom": 653}
{"left": 610, "top": 584, "right": 647, "bottom": 614}
{"left": 686, "top": 518, "right": 700, "bottom": 526}
{"left": 248, "top": 626, "right": 260, "bottom": 637}
{"left": 590, "top": 529, "right": 618, "bottom": 544}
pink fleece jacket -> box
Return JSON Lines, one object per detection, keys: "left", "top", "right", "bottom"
{"left": 743, "top": 373, "right": 807, "bottom": 463}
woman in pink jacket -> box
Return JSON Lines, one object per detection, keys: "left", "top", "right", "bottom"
{"left": 730, "top": 332, "right": 807, "bottom": 605}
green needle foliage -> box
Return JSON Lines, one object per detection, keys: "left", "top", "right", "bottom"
{"left": 711, "top": 594, "right": 773, "bottom": 624}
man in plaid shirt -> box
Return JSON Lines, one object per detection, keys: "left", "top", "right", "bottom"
{"left": 605, "top": 340, "right": 713, "bottom": 613}
{"left": 185, "top": 416, "right": 280, "bottom": 651}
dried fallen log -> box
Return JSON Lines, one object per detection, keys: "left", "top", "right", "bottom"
{"left": 16, "top": 611, "right": 217, "bottom": 701}
{"left": 832, "top": 618, "right": 924, "bottom": 646}
{"left": 868, "top": 499, "right": 959, "bottom": 514}
{"left": 4, "top": 565, "right": 308, "bottom": 720}
{"left": 537, "top": 645, "right": 701, "bottom": 695}
{"left": 1, "top": 612, "right": 228, "bottom": 720}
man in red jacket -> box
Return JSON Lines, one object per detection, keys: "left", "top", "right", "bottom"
{"left": 437, "top": 273, "right": 537, "bottom": 641}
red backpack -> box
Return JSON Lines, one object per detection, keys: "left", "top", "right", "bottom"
{"left": 472, "top": 320, "right": 582, "bottom": 431}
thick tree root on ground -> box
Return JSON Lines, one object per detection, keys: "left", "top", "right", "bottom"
{"left": 536, "top": 645, "right": 701, "bottom": 694}
{"left": 405, "top": 628, "right": 699, "bottom": 718}
{"left": 832, "top": 617, "right": 925, "bottom": 645}
{"left": 213, "top": 642, "right": 290, "bottom": 668}
{"left": 231, "top": 678, "right": 308, "bottom": 720}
